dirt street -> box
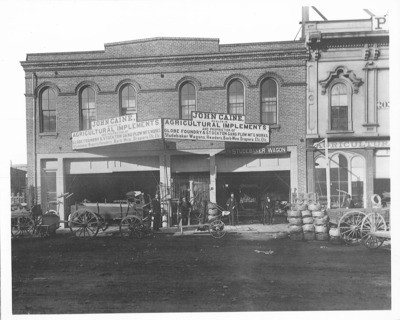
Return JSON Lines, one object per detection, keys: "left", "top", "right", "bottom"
{"left": 12, "top": 232, "right": 391, "bottom": 314}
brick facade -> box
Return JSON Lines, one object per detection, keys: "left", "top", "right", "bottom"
{"left": 22, "top": 37, "right": 308, "bottom": 215}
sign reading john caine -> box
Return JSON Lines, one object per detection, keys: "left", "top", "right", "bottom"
{"left": 163, "top": 112, "right": 269, "bottom": 143}
{"left": 72, "top": 117, "right": 161, "bottom": 150}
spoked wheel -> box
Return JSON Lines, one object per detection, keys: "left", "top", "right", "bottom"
{"left": 69, "top": 209, "right": 99, "bottom": 238}
{"left": 120, "top": 216, "right": 143, "bottom": 239}
{"left": 190, "top": 210, "right": 202, "bottom": 225}
{"left": 12, "top": 216, "right": 35, "bottom": 238}
{"left": 360, "top": 212, "right": 387, "bottom": 249}
{"left": 338, "top": 211, "right": 366, "bottom": 245}
{"left": 209, "top": 219, "right": 227, "bottom": 238}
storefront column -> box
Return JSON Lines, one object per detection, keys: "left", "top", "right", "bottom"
{"left": 365, "top": 148, "right": 374, "bottom": 209}
{"left": 209, "top": 155, "right": 217, "bottom": 203}
{"left": 306, "top": 140, "right": 315, "bottom": 193}
{"left": 287, "top": 146, "right": 299, "bottom": 196}
{"left": 159, "top": 153, "right": 171, "bottom": 225}
{"left": 56, "top": 157, "right": 66, "bottom": 227}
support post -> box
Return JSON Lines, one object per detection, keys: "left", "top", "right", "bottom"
{"left": 325, "top": 138, "right": 331, "bottom": 209}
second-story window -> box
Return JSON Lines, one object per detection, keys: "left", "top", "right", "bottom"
{"left": 261, "top": 79, "right": 277, "bottom": 124}
{"left": 80, "top": 87, "right": 96, "bottom": 130}
{"left": 228, "top": 80, "right": 244, "bottom": 114}
{"left": 120, "top": 84, "right": 137, "bottom": 116}
{"left": 40, "top": 88, "right": 56, "bottom": 132}
{"left": 180, "top": 83, "right": 196, "bottom": 119}
{"left": 331, "top": 83, "right": 348, "bottom": 131}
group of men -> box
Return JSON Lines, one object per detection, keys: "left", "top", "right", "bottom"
{"left": 149, "top": 191, "right": 276, "bottom": 230}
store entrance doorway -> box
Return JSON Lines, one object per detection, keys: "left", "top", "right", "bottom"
{"left": 216, "top": 171, "right": 290, "bottom": 224}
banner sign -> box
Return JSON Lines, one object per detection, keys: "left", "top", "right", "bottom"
{"left": 72, "top": 118, "right": 162, "bottom": 150}
{"left": 91, "top": 114, "right": 136, "bottom": 129}
{"left": 163, "top": 111, "right": 269, "bottom": 143}
{"left": 226, "top": 146, "right": 287, "bottom": 155}
{"left": 314, "top": 139, "right": 390, "bottom": 150}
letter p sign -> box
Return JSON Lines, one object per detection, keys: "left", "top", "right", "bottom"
{"left": 373, "top": 15, "right": 389, "bottom": 30}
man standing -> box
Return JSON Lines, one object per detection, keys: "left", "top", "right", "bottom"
{"left": 226, "top": 193, "right": 238, "bottom": 226}
{"left": 262, "top": 193, "right": 275, "bottom": 225}
{"left": 179, "top": 197, "right": 191, "bottom": 226}
{"left": 151, "top": 193, "right": 161, "bottom": 232}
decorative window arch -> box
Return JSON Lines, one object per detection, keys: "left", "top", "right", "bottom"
{"left": 40, "top": 87, "right": 57, "bottom": 133}
{"left": 260, "top": 78, "right": 278, "bottom": 124}
{"left": 80, "top": 86, "right": 96, "bottom": 130}
{"left": 180, "top": 82, "right": 196, "bottom": 119}
{"left": 314, "top": 152, "right": 366, "bottom": 208}
{"left": 120, "top": 84, "right": 137, "bottom": 116}
{"left": 228, "top": 80, "right": 244, "bottom": 114}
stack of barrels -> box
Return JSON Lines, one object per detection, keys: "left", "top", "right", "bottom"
{"left": 309, "top": 201, "right": 330, "bottom": 241}
{"left": 287, "top": 200, "right": 307, "bottom": 241}
{"left": 287, "top": 199, "right": 330, "bottom": 241}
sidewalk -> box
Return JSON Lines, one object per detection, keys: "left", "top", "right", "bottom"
{"left": 57, "top": 223, "right": 289, "bottom": 237}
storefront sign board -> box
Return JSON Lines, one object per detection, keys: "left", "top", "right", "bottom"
{"left": 72, "top": 119, "right": 162, "bottom": 150}
{"left": 314, "top": 139, "right": 390, "bottom": 149}
{"left": 91, "top": 114, "right": 136, "bottom": 129}
{"left": 163, "top": 111, "right": 269, "bottom": 143}
{"left": 226, "top": 146, "right": 287, "bottom": 155}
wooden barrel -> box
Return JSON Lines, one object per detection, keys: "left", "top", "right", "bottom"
{"left": 315, "top": 232, "right": 329, "bottom": 241}
{"left": 302, "top": 224, "right": 315, "bottom": 233}
{"left": 313, "top": 215, "right": 329, "bottom": 226}
{"left": 287, "top": 210, "right": 301, "bottom": 218}
{"left": 315, "top": 225, "right": 328, "bottom": 234}
{"left": 303, "top": 231, "right": 315, "bottom": 241}
{"left": 288, "top": 218, "right": 302, "bottom": 226}
{"left": 289, "top": 225, "right": 302, "bottom": 233}
{"left": 301, "top": 210, "right": 311, "bottom": 218}
{"left": 302, "top": 217, "right": 314, "bottom": 225}
{"left": 162, "top": 215, "right": 168, "bottom": 228}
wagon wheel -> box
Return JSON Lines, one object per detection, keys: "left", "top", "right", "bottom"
{"left": 120, "top": 216, "right": 143, "bottom": 239}
{"left": 360, "top": 212, "right": 387, "bottom": 249}
{"left": 69, "top": 209, "right": 99, "bottom": 238}
{"left": 190, "top": 210, "right": 202, "bottom": 225}
{"left": 12, "top": 216, "right": 35, "bottom": 238}
{"left": 338, "top": 211, "right": 366, "bottom": 245}
{"left": 209, "top": 219, "right": 227, "bottom": 239}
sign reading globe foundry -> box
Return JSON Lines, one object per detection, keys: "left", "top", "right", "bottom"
{"left": 72, "top": 115, "right": 162, "bottom": 150}
{"left": 163, "top": 112, "right": 269, "bottom": 143}
{"left": 72, "top": 112, "right": 270, "bottom": 150}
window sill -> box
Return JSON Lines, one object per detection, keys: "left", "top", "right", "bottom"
{"left": 39, "top": 132, "right": 58, "bottom": 137}
{"left": 269, "top": 124, "right": 281, "bottom": 130}
{"left": 326, "top": 130, "right": 354, "bottom": 134}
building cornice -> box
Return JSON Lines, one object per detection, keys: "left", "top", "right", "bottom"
{"left": 21, "top": 49, "right": 307, "bottom": 72}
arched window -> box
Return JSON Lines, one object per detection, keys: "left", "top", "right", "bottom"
{"left": 40, "top": 88, "right": 56, "bottom": 132}
{"left": 228, "top": 80, "right": 244, "bottom": 114}
{"left": 331, "top": 83, "right": 348, "bottom": 131}
{"left": 80, "top": 87, "right": 96, "bottom": 130}
{"left": 120, "top": 85, "right": 137, "bottom": 116}
{"left": 261, "top": 79, "right": 277, "bottom": 124}
{"left": 180, "top": 83, "right": 196, "bottom": 119}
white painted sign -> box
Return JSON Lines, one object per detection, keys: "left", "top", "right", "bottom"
{"left": 372, "top": 15, "right": 389, "bottom": 31}
{"left": 163, "top": 112, "right": 269, "bottom": 143}
{"left": 72, "top": 119, "right": 162, "bottom": 150}
{"left": 91, "top": 114, "right": 136, "bottom": 129}
{"left": 314, "top": 139, "right": 390, "bottom": 149}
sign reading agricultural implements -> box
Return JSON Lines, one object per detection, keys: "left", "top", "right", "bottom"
{"left": 72, "top": 118, "right": 162, "bottom": 150}
{"left": 163, "top": 112, "right": 269, "bottom": 143}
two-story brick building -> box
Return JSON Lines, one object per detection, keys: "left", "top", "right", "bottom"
{"left": 304, "top": 13, "right": 390, "bottom": 208}
{"left": 21, "top": 37, "right": 308, "bottom": 225}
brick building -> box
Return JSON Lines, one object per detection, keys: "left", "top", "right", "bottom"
{"left": 21, "top": 37, "right": 308, "bottom": 225}
{"left": 304, "top": 12, "right": 390, "bottom": 209}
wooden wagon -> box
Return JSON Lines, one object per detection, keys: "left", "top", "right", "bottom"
{"left": 69, "top": 192, "right": 152, "bottom": 239}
